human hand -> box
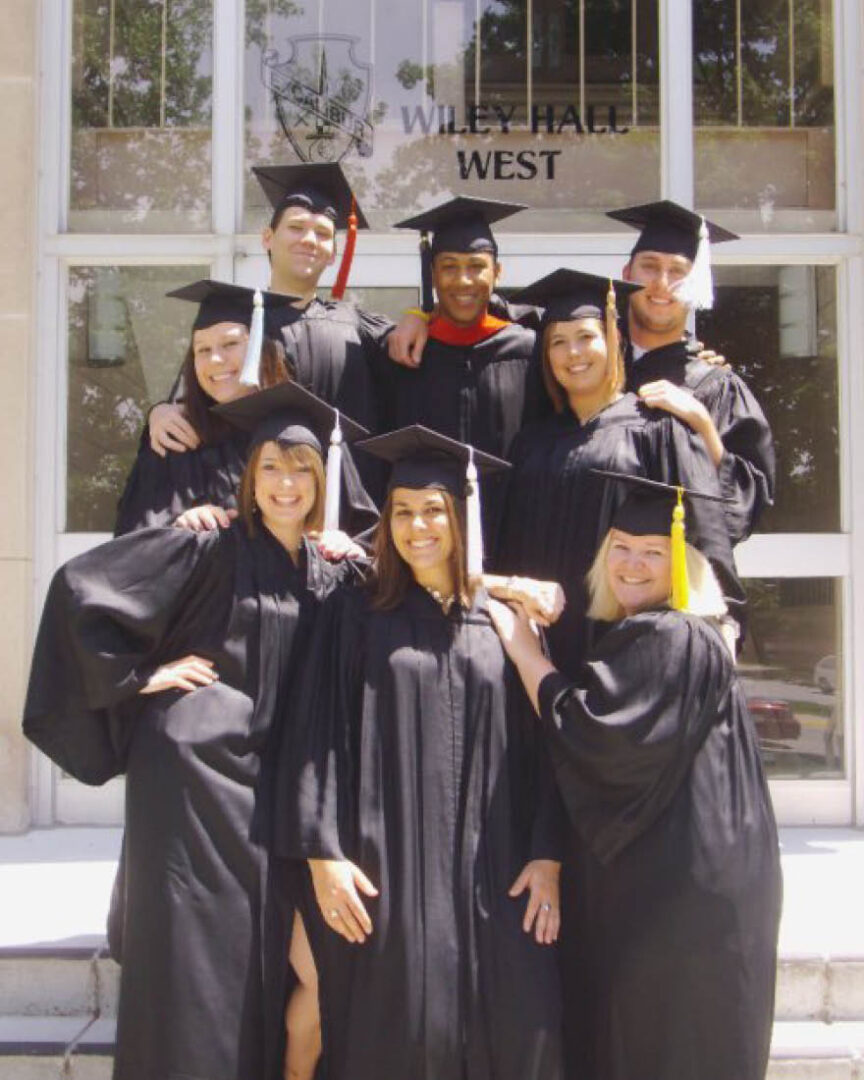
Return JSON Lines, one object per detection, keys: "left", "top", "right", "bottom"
{"left": 308, "top": 859, "right": 378, "bottom": 944}
{"left": 487, "top": 598, "right": 542, "bottom": 660}
{"left": 509, "top": 859, "right": 561, "bottom": 944}
{"left": 174, "top": 505, "right": 238, "bottom": 532}
{"left": 309, "top": 529, "right": 365, "bottom": 561}
{"left": 494, "top": 576, "right": 565, "bottom": 627}
{"left": 139, "top": 654, "right": 218, "bottom": 695}
{"left": 694, "top": 345, "right": 729, "bottom": 369}
{"left": 638, "top": 379, "right": 711, "bottom": 432}
{"left": 149, "top": 403, "right": 200, "bottom": 457}
{"left": 387, "top": 311, "right": 429, "bottom": 368}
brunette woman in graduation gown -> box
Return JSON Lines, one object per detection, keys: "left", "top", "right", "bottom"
{"left": 278, "top": 426, "right": 564, "bottom": 1080}
{"left": 114, "top": 280, "right": 377, "bottom": 538}
{"left": 496, "top": 269, "right": 745, "bottom": 677}
{"left": 23, "top": 384, "right": 367, "bottom": 1080}
{"left": 491, "top": 476, "right": 781, "bottom": 1080}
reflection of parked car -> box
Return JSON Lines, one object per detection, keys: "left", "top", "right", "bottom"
{"left": 747, "top": 698, "right": 802, "bottom": 745}
{"left": 814, "top": 655, "right": 836, "bottom": 694}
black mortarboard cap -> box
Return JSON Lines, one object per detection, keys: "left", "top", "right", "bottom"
{"left": 253, "top": 162, "right": 370, "bottom": 230}
{"left": 213, "top": 381, "right": 368, "bottom": 455}
{"left": 358, "top": 425, "right": 510, "bottom": 576}
{"left": 511, "top": 268, "right": 644, "bottom": 325}
{"left": 357, "top": 425, "right": 509, "bottom": 497}
{"left": 591, "top": 469, "right": 733, "bottom": 537}
{"left": 395, "top": 197, "right": 526, "bottom": 312}
{"left": 167, "top": 279, "right": 298, "bottom": 332}
{"left": 395, "top": 196, "right": 525, "bottom": 256}
{"left": 607, "top": 200, "right": 738, "bottom": 261}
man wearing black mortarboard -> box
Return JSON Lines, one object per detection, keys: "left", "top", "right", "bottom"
{"left": 146, "top": 163, "right": 392, "bottom": 502}
{"left": 610, "top": 199, "right": 776, "bottom": 541}
{"left": 385, "top": 196, "right": 547, "bottom": 543}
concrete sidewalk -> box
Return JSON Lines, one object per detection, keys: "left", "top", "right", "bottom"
{"left": 1, "top": 825, "right": 862, "bottom": 954}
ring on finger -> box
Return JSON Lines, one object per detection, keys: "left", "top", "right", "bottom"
{"left": 329, "top": 909, "right": 340, "bottom": 920}
{"left": 540, "top": 902, "right": 552, "bottom": 912}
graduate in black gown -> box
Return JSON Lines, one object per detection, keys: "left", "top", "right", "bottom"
{"left": 23, "top": 383, "right": 369, "bottom": 1080}
{"left": 610, "top": 199, "right": 775, "bottom": 539}
{"left": 115, "top": 281, "right": 295, "bottom": 534}
{"left": 496, "top": 269, "right": 744, "bottom": 677}
{"left": 278, "top": 426, "right": 564, "bottom": 1080}
{"left": 386, "top": 197, "right": 547, "bottom": 542}
{"left": 490, "top": 474, "right": 782, "bottom": 1080}
{"left": 150, "top": 164, "right": 393, "bottom": 501}
{"left": 115, "top": 279, "right": 378, "bottom": 541}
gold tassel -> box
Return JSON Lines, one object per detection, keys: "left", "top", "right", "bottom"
{"left": 605, "top": 278, "right": 623, "bottom": 394}
{"left": 670, "top": 487, "right": 689, "bottom": 611}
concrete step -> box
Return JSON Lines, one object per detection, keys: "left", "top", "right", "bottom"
{"left": 2, "top": 946, "right": 861, "bottom": 1023}
{"left": 1, "top": 1018, "right": 863, "bottom": 1079}
{"left": 0, "top": 1016, "right": 114, "bottom": 1078}
{"left": 0, "top": 948, "right": 118, "bottom": 1020}
{"left": 768, "top": 1021, "right": 864, "bottom": 1078}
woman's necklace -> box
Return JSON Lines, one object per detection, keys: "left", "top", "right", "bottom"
{"left": 423, "top": 584, "right": 456, "bottom": 613}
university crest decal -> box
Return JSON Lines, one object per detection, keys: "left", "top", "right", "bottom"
{"left": 262, "top": 35, "right": 374, "bottom": 162}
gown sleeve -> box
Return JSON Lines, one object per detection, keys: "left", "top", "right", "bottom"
{"left": 356, "top": 305, "right": 395, "bottom": 350}
{"left": 535, "top": 610, "right": 731, "bottom": 865}
{"left": 113, "top": 439, "right": 184, "bottom": 536}
{"left": 23, "top": 528, "right": 224, "bottom": 785}
{"left": 644, "top": 415, "right": 747, "bottom": 613}
{"left": 699, "top": 369, "right": 776, "bottom": 541}
{"left": 274, "top": 585, "right": 365, "bottom": 860}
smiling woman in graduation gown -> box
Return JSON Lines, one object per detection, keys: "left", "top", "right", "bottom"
{"left": 114, "top": 279, "right": 378, "bottom": 538}
{"left": 492, "top": 475, "right": 781, "bottom": 1080}
{"left": 278, "top": 427, "right": 563, "bottom": 1080}
{"left": 23, "top": 384, "right": 367, "bottom": 1080}
{"left": 496, "top": 270, "right": 745, "bottom": 676}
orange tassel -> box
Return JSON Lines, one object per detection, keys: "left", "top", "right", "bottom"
{"left": 331, "top": 197, "right": 358, "bottom": 300}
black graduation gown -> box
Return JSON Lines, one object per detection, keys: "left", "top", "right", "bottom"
{"left": 379, "top": 320, "right": 545, "bottom": 543}
{"left": 496, "top": 394, "right": 744, "bottom": 676}
{"left": 23, "top": 524, "right": 354, "bottom": 1080}
{"left": 114, "top": 426, "right": 378, "bottom": 539}
{"left": 279, "top": 584, "right": 564, "bottom": 1080}
{"left": 626, "top": 340, "right": 775, "bottom": 539}
{"left": 163, "top": 298, "right": 393, "bottom": 505}
{"left": 536, "top": 610, "right": 782, "bottom": 1080}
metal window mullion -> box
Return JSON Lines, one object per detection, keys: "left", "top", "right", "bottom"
{"left": 474, "top": 0, "right": 481, "bottom": 108}
{"left": 839, "top": 252, "right": 864, "bottom": 824}
{"left": 211, "top": 0, "right": 242, "bottom": 239}
{"left": 659, "top": 0, "right": 693, "bottom": 204}
{"left": 631, "top": 0, "right": 638, "bottom": 127}
{"left": 834, "top": 0, "right": 861, "bottom": 236}
{"left": 578, "top": 0, "right": 585, "bottom": 124}
{"left": 788, "top": 0, "right": 796, "bottom": 127}
{"left": 108, "top": 0, "right": 116, "bottom": 128}
{"left": 736, "top": 0, "right": 743, "bottom": 127}
{"left": 160, "top": 0, "right": 168, "bottom": 128}
{"left": 526, "top": 0, "right": 533, "bottom": 124}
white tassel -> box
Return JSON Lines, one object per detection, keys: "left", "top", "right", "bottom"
{"left": 673, "top": 218, "right": 714, "bottom": 311}
{"left": 239, "top": 289, "right": 265, "bottom": 387}
{"left": 324, "top": 410, "right": 343, "bottom": 531}
{"left": 465, "top": 446, "right": 484, "bottom": 580}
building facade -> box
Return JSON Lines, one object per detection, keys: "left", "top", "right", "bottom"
{"left": 2, "top": 0, "right": 863, "bottom": 830}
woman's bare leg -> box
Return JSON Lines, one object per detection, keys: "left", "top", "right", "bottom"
{"left": 284, "top": 911, "right": 322, "bottom": 1080}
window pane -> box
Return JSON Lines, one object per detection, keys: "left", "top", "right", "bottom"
{"left": 70, "top": 1, "right": 214, "bottom": 233}
{"left": 739, "top": 578, "right": 843, "bottom": 779}
{"left": 244, "top": 0, "right": 660, "bottom": 233}
{"left": 67, "top": 265, "right": 204, "bottom": 531}
{"left": 698, "top": 265, "right": 839, "bottom": 532}
{"left": 693, "top": 0, "right": 835, "bottom": 232}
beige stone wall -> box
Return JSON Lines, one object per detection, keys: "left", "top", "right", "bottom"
{"left": 0, "top": 0, "right": 37, "bottom": 832}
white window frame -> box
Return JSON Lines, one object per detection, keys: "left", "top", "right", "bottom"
{"left": 32, "top": 0, "right": 864, "bottom": 826}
